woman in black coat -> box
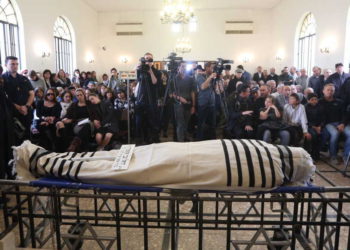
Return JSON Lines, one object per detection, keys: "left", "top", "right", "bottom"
{"left": 88, "top": 93, "right": 118, "bottom": 150}
{"left": 56, "top": 88, "right": 95, "bottom": 152}
{"left": 36, "top": 88, "right": 62, "bottom": 150}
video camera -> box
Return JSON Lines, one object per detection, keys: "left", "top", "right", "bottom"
{"left": 213, "top": 58, "right": 234, "bottom": 78}
{"left": 139, "top": 57, "right": 154, "bottom": 73}
{"left": 165, "top": 52, "right": 183, "bottom": 73}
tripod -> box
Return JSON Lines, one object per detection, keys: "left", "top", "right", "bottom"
{"left": 212, "top": 77, "right": 229, "bottom": 121}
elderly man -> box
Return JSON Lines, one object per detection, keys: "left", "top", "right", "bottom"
{"left": 296, "top": 68, "right": 309, "bottom": 91}
{"left": 308, "top": 66, "right": 324, "bottom": 97}
{"left": 267, "top": 67, "right": 279, "bottom": 83}
{"left": 275, "top": 85, "right": 291, "bottom": 108}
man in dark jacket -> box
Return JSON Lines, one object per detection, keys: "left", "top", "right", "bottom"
{"left": 226, "top": 84, "right": 255, "bottom": 139}
{"left": 267, "top": 67, "right": 279, "bottom": 83}
{"left": 253, "top": 66, "right": 264, "bottom": 83}
{"left": 319, "top": 83, "right": 346, "bottom": 164}
{"left": 308, "top": 66, "right": 324, "bottom": 97}
{"left": 0, "top": 66, "right": 15, "bottom": 206}
{"left": 326, "top": 63, "right": 350, "bottom": 98}
{"left": 305, "top": 93, "right": 324, "bottom": 160}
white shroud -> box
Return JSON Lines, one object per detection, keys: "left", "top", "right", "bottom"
{"left": 14, "top": 140, "right": 315, "bottom": 191}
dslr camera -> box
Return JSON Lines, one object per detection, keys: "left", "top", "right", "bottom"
{"left": 166, "top": 52, "right": 183, "bottom": 73}
{"left": 214, "top": 58, "right": 234, "bottom": 78}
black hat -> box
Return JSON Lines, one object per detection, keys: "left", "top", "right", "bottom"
{"left": 251, "top": 86, "right": 259, "bottom": 93}
{"left": 307, "top": 93, "right": 318, "bottom": 100}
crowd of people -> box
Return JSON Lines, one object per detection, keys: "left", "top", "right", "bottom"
{"left": 1, "top": 54, "right": 350, "bottom": 183}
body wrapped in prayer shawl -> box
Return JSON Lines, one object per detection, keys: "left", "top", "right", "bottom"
{"left": 14, "top": 140, "right": 315, "bottom": 190}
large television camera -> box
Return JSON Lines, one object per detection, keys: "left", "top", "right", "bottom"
{"left": 165, "top": 52, "right": 183, "bottom": 73}
{"left": 213, "top": 58, "right": 234, "bottom": 78}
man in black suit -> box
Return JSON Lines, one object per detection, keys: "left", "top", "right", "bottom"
{"left": 326, "top": 63, "right": 350, "bottom": 98}
{"left": 267, "top": 67, "right": 279, "bottom": 83}
{"left": 253, "top": 66, "right": 264, "bottom": 83}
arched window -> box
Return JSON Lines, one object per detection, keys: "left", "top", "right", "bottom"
{"left": 0, "top": 0, "right": 21, "bottom": 66}
{"left": 54, "top": 16, "right": 73, "bottom": 74}
{"left": 297, "top": 13, "right": 316, "bottom": 75}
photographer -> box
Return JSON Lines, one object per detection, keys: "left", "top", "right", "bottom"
{"left": 172, "top": 62, "right": 196, "bottom": 142}
{"left": 196, "top": 62, "right": 217, "bottom": 140}
{"left": 135, "top": 52, "right": 162, "bottom": 144}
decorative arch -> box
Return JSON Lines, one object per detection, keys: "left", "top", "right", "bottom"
{"left": 0, "top": 0, "right": 23, "bottom": 67}
{"left": 295, "top": 12, "right": 316, "bottom": 75}
{"left": 54, "top": 16, "right": 75, "bottom": 75}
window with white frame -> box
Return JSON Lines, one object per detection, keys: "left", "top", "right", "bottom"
{"left": 0, "top": 0, "right": 21, "bottom": 67}
{"left": 297, "top": 13, "right": 316, "bottom": 75}
{"left": 54, "top": 16, "right": 73, "bottom": 75}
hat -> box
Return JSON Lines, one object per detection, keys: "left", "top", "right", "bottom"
{"left": 235, "top": 68, "right": 244, "bottom": 74}
{"left": 307, "top": 93, "right": 318, "bottom": 100}
{"left": 251, "top": 86, "right": 259, "bottom": 93}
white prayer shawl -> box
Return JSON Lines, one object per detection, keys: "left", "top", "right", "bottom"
{"left": 14, "top": 140, "right": 315, "bottom": 191}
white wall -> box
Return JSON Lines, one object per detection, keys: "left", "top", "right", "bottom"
{"left": 271, "top": 0, "right": 350, "bottom": 72}
{"left": 96, "top": 9, "right": 274, "bottom": 74}
{"left": 15, "top": 0, "right": 99, "bottom": 74}
{"left": 11, "top": 0, "right": 350, "bottom": 76}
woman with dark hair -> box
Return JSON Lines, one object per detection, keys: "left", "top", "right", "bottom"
{"left": 50, "top": 73, "right": 65, "bottom": 88}
{"left": 72, "top": 69, "right": 81, "bottom": 84}
{"left": 89, "top": 93, "right": 118, "bottom": 150}
{"left": 56, "top": 88, "right": 94, "bottom": 152}
{"left": 104, "top": 88, "right": 115, "bottom": 105}
{"left": 114, "top": 90, "right": 133, "bottom": 133}
{"left": 60, "top": 91, "right": 73, "bottom": 118}
{"left": 36, "top": 88, "right": 62, "bottom": 150}
{"left": 80, "top": 71, "right": 87, "bottom": 87}
{"left": 42, "top": 69, "right": 52, "bottom": 89}
{"left": 58, "top": 69, "right": 71, "bottom": 87}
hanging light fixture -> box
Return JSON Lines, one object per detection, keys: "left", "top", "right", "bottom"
{"left": 160, "top": 0, "right": 195, "bottom": 24}
{"left": 175, "top": 37, "right": 192, "bottom": 54}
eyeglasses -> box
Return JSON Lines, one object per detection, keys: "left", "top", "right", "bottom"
{"left": 46, "top": 93, "right": 54, "bottom": 96}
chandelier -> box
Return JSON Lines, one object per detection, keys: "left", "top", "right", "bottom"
{"left": 175, "top": 37, "right": 191, "bottom": 54}
{"left": 160, "top": 0, "right": 195, "bottom": 24}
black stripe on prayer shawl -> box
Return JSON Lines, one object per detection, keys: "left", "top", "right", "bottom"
{"left": 273, "top": 145, "right": 288, "bottom": 183}
{"left": 33, "top": 151, "right": 53, "bottom": 175}
{"left": 90, "top": 152, "right": 96, "bottom": 157}
{"left": 230, "top": 140, "right": 243, "bottom": 187}
{"left": 74, "top": 162, "right": 84, "bottom": 182}
{"left": 282, "top": 145, "right": 294, "bottom": 181}
{"left": 65, "top": 161, "right": 75, "bottom": 180}
{"left": 69, "top": 152, "right": 78, "bottom": 159}
{"left": 256, "top": 141, "right": 276, "bottom": 187}
{"left": 238, "top": 139, "right": 255, "bottom": 187}
{"left": 220, "top": 139, "right": 232, "bottom": 186}
{"left": 49, "top": 157, "right": 61, "bottom": 176}
{"left": 29, "top": 148, "right": 40, "bottom": 166}
{"left": 247, "top": 140, "right": 266, "bottom": 188}
{"left": 41, "top": 153, "right": 59, "bottom": 175}
{"left": 56, "top": 159, "right": 67, "bottom": 177}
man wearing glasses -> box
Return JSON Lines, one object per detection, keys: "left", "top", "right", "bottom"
{"left": 3, "top": 56, "right": 34, "bottom": 145}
